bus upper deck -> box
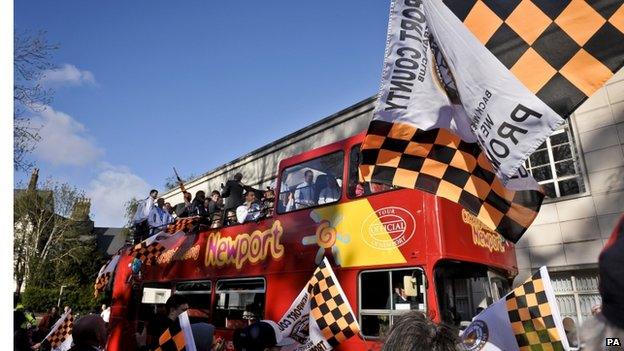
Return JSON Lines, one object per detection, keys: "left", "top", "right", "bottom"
{"left": 107, "top": 131, "right": 517, "bottom": 351}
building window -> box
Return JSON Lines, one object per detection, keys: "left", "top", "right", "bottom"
{"left": 358, "top": 268, "right": 426, "bottom": 338}
{"left": 175, "top": 280, "right": 212, "bottom": 323}
{"left": 277, "top": 151, "right": 344, "bottom": 213}
{"left": 525, "top": 121, "right": 584, "bottom": 198}
{"left": 551, "top": 270, "right": 601, "bottom": 326}
{"left": 214, "top": 278, "right": 266, "bottom": 329}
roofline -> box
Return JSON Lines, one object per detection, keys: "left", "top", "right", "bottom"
{"left": 163, "top": 95, "right": 376, "bottom": 195}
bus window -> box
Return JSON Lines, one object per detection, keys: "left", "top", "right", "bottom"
{"left": 214, "top": 278, "right": 266, "bottom": 329}
{"left": 139, "top": 282, "right": 172, "bottom": 327}
{"left": 435, "top": 262, "right": 505, "bottom": 329}
{"left": 348, "top": 144, "right": 394, "bottom": 198}
{"left": 175, "top": 280, "right": 212, "bottom": 324}
{"left": 359, "top": 268, "right": 426, "bottom": 338}
{"left": 278, "top": 151, "right": 344, "bottom": 213}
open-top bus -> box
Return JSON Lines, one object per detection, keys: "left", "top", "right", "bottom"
{"left": 106, "top": 132, "right": 517, "bottom": 350}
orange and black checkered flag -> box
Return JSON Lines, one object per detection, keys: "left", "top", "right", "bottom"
{"left": 130, "top": 231, "right": 185, "bottom": 265}
{"left": 166, "top": 216, "right": 200, "bottom": 234}
{"left": 44, "top": 310, "right": 74, "bottom": 351}
{"left": 443, "top": 0, "right": 624, "bottom": 117}
{"left": 153, "top": 311, "right": 196, "bottom": 351}
{"left": 460, "top": 267, "right": 569, "bottom": 350}
{"left": 94, "top": 254, "right": 120, "bottom": 297}
{"left": 307, "top": 257, "right": 360, "bottom": 347}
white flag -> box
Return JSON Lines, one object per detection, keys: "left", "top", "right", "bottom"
{"left": 460, "top": 267, "right": 569, "bottom": 351}
{"left": 423, "top": 0, "right": 564, "bottom": 183}
{"left": 44, "top": 309, "right": 73, "bottom": 351}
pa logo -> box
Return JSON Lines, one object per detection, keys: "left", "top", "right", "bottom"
{"left": 606, "top": 337, "right": 621, "bottom": 346}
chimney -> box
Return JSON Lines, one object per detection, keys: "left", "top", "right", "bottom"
{"left": 27, "top": 168, "right": 39, "bottom": 191}
{"left": 71, "top": 197, "right": 91, "bottom": 221}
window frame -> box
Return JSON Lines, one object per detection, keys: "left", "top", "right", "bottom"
{"left": 358, "top": 267, "right": 427, "bottom": 339}
{"left": 525, "top": 119, "right": 588, "bottom": 201}
{"left": 174, "top": 280, "right": 212, "bottom": 295}
{"left": 214, "top": 277, "right": 267, "bottom": 329}
{"left": 276, "top": 150, "right": 345, "bottom": 215}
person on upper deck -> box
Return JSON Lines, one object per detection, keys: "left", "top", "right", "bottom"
{"left": 148, "top": 198, "right": 173, "bottom": 234}
{"left": 318, "top": 175, "right": 340, "bottom": 204}
{"left": 174, "top": 191, "right": 194, "bottom": 218}
{"left": 294, "top": 170, "right": 316, "bottom": 209}
{"left": 208, "top": 190, "right": 223, "bottom": 215}
{"left": 222, "top": 173, "right": 246, "bottom": 210}
{"left": 237, "top": 191, "right": 262, "bottom": 223}
{"left": 192, "top": 191, "right": 207, "bottom": 217}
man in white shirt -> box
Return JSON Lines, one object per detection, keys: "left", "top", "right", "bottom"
{"left": 133, "top": 189, "right": 158, "bottom": 242}
{"left": 147, "top": 198, "right": 173, "bottom": 235}
{"left": 294, "top": 170, "right": 316, "bottom": 209}
{"left": 100, "top": 304, "right": 110, "bottom": 324}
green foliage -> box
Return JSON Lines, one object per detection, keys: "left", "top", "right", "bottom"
{"left": 22, "top": 285, "right": 102, "bottom": 314}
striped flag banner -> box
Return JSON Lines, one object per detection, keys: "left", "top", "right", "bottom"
{"left": 153, "top": 311, "right": 196, "bottom": 351}
{"left": 44, "top": 309, "right": 73, "bottom": 351}
{"left": 460, "top": 267, "right": 569, "bottom": 351}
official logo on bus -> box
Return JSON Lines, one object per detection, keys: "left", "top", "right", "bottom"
{"left": 460, "top": 320, "right": 489, "bottom": 351}
{"left": 361, "top": 206, "right": 415, "bottom": 250}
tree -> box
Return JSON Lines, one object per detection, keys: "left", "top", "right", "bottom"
{"left": 164, "top": 172, "right": 197, "bottom": 191}
{"left": 14, "top": 178, "right": 95, "bottom": 294}
{"left": 14, "top": 30, "right": 58, "bottom": 171}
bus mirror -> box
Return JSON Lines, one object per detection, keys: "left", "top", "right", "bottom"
{"left": 403, "top": 276, "right": 417, "bottom": 297}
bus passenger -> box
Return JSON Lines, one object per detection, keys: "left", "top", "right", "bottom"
{"left": 222, "top": 173, "right": 246, "bottom": 210}
{"left": 237, "top": 191, "right": 262, "bottom": 223}
{"left": 148, "top": 198, "right": 173, "bottom": 235}
{"left": 192, "top": 191, "right": 207, "bottom": 217}
{"left": 174, "top": 191, "right": 194, "bottom": 218}
{"left": 294, "top": 170, "right": 316, "bottom": 209}
{"left": 318, "top": 175, "right": 340, "bottom": 204}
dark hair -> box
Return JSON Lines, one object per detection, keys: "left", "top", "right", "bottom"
{"left": 211, "top": 190, "right": 221, "bottom": 196}
{"left": 234, "top": 173, "right": 243, "bottom": 181}
{"left": 165, "top": 294, "right": 188, "bottom": 312}
{"left": 195, "top": 190, "right": 206, "bottom": 198}
{"left": 304, "top": 170, "right": 313, "bottom": 177}
{"left": 150, "top": 189, "right": 158, "bottom": 195}
{"left": 382, "top": 311, "right": 458, "bottom": 351}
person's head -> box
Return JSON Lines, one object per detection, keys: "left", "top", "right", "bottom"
{"left": 72, "top": 315, "right": 107, "bottom": 349}
{"left": 165, "top": 294, "right": 189, "bottom": 320}
{"left": 164, "top": 202, "right": 173, "bottom": 214}
{"left": 234, "top": 173, "right": 243, "bottom": 182}
{"left": 156, "top": 198, "right": 165, "bottom": 208}
{"left": 382, "top": 311, "right": 459, "bottom": 351}
{"left": 149, "top": 189, "right": 158, "bottom": 199}
{"left": 211, "top": 190, "right": 221, "bottom": 202}
{"left": 183, "top": 191, "right": 192, "bottom": 202}
{"left": 245, "top": 191, "right": 256, "bottom": 204}
{"left": 195, "top": 190, "right": 206, "bottom": 201}
{"left": 204, "top": 198, "right": 210, "bottom": 208}
{"left": 304, "top": 170, "right": 314, "bottom": 184}
{"left": 101, "top": 304, "right": 107, "bottom": 311}
{"left": 64, "top": 305, "right": 70, "bottom": 313}
{"left": 51, "top": 306, "right": 58, "bottom": 315}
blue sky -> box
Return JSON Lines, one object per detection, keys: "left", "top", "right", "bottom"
{"left": 14, "top": 1, "right": 391, "bottom": 226}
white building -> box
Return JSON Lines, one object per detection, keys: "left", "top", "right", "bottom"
{"left": 161, "top": 69, "right": 624, "bottom": 328}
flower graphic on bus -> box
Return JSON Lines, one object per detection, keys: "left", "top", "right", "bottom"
{"left": 302, "top": 210, "right": 350, "bottom": 265}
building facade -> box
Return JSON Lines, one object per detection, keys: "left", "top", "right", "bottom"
{"left": 161, "top": 69, "right": 624, "bottom": 327}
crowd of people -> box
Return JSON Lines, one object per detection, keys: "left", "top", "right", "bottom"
{"left": 132, "top": 173, "right": 276, "bottom": 242}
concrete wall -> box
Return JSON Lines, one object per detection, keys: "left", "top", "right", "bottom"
{"left": 514, "top": 68, "right": 624, "bottom": 283}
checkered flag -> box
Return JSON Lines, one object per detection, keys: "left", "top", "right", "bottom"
{"left": 153, "top": 311, "right": 196, "bottom": 351}
{"left": 94, "top": 254, "right": 120, "bottom": 297}
{"left": 166, "top": 216, "right": 200, "bottom": 234}
{"left": 44, "top": 310, "right": 73, "bottom": 351}
{"left": 130, "top": 230, "right": 185, "bottom": 265}
{"left": 459, "top": 267, "right": 569, "bottom": 350}
{"left": 443, "top": 0, "right": 624, "bottom": 118}
{"left": 307, "top": 258, "right": 360, "bottom": 347}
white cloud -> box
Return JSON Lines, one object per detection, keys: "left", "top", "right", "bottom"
{"left": 40, "top": 64, "right": 96, "bottom": 87}
{"left": 87, "top": 163, "right": 150, "bottom": 227}
{"left": 31, "top": 105, "right": 104, "bottom": 166}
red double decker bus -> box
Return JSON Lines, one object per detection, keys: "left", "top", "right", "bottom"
{"left": 107, "top": 132, "right": 517, "bottom": 350}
